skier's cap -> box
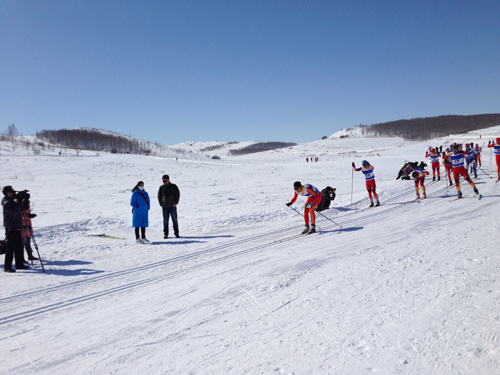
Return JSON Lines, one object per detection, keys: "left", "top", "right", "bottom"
{"left": 293, "top": 181, "right": 302, "bottom": 190}
{"left": 431, "top": 148, "right": 435, "bottom": 152}
{"left": 2, "top": 185, "right": 14, "bottom": 196}
{"left": 496, "top": 137, "right": 500, "bottom": 143}
{"left": 162, "top": 175, "right": 169, "bottom": 180}
{"left": 326, "top": 186, "right": 334, "bottom": 191}
{"left": 362, "top": 160, "right": 368, "bottom": 166}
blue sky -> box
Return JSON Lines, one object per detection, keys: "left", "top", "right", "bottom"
{"left": 1, "top": 1, "right": 499, "bottom": 144}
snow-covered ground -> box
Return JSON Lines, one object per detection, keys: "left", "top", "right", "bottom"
{"left": 1, "top": 126, "right": 500, "bottom": 374}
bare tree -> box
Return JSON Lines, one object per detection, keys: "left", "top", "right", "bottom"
{"left": 6, "top": 124, "right": 19, "bottom": 150}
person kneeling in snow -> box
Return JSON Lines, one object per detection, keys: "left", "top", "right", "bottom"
{"left": 316, "top": 187, "right": 336, "bottom": 212}
{"left": 286, "top": 181, "right": 322, "bottom": 234}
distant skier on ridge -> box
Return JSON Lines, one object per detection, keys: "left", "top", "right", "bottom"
{"left": 352, "top": 160, "right": 380, "bottom": 207}
{"left": 286, "top": 181, "right": 322, "bottom": 234}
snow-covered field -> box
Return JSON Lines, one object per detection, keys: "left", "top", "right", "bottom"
{"left": 1, "top": 126, "right": 500, "bottom": 374}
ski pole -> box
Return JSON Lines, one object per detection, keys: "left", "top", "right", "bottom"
{"left": 316, "top": 211, "right": 342, "bottom": 229}
{"left": 351, "top": 168, "right": 354, "bottom": 204}
{"left": 478, "top": 166, "right": 493, "bottom": 179}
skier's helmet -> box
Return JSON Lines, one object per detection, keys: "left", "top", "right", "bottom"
{"left": 293, "top": 181, "right": 302, "bottom": 190}
{"left": 361, "top": 160, "right": 368, "bottom": 166}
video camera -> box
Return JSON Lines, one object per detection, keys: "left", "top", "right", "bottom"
{"left": 14, "top": 189, "right": 30, "bottom": 202}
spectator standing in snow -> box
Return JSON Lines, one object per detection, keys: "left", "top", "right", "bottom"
{"left": 131, "top": 181, "right": 150, "bottom": 243}
{"left": 21, "top": 200, "right": 38, "bottom": 261}
{"left": 158, "top": 175, "right": 180, "bottom": 239}
{"left": 286, "top": 181, "right": 322, "bottom": 234}
{"left": 316, "top": 187, "right": 336, "bottom": 212}
{"left": 352, "top": 160, "right": 380, "bottom": 207}
{"left": 2, "top": 186, "right": 30, "bottom": 272}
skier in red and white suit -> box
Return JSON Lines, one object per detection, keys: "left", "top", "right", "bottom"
{"left": 474, "top": 144, "right": 482, "bottom": 166}
{"left": 286, "top": 181, "right": 322, "bottom": 234}
{"left": 425, "top": 148, "right": 441, "bottom": 181}
{"left": 441, "top": 150, "right": 454, "bottom": 187}
{"left": 450, "top": 145, "right": 479, "bottom": 198}
{"left": 410, "top": 168, "right": 430, "bottom": 199}
{"left": 352, "top": 160, "right": 380, "bottom": 207}
{"left": 487, "top": 138, "right": 500, "bottom": 180}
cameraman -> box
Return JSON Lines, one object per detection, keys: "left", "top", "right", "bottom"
{"left": 2, "top": 186, "right": 30, "bottom": 272}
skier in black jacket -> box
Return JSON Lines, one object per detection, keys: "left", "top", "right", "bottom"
{"left": 2, "top": 186, "right": 30, "bottom": 272}
{"left": 157, "top": 175, "right": 181, "bottom": 239}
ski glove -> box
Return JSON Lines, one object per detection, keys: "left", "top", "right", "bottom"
{"left": 305, "top": 202, "right": 312, "bottom": 208}
{"left": 286, "top": 202, "right": 292, "bottom": 207}
{"left": 28, "top": 214, "right": 37, "bottom": 218}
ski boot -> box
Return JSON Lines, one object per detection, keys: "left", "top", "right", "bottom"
{"left": 301, "top": 225, "right": 310, "bottom": 235}
{"left": 416, "top": 194, "right": 420, "bottom": 200}
{"left": 433, "top": 176, "right": 435, "bottom": 182}
{"left": 457, "top": 191, "right": 462, "bottom": 199}
{"left": 474, "top": 188, "right": 479, "bottom": 195}
{"left": 423, "top": 193, "right": 427, "bottom": 199}
{"left": 449, "top": 180, "right": 453, "bottom": 187}
{"left": 369, "top": 201, "right": 374, "bottom": 207}
{"left": 375, "top": 200, "right": 380, "bottom": 206}
{"left": 438, "top": 176, "right": 440, "bottom": 181}
{"left": 307, "top": 224, "right": 316, "bottom": 234}
{"left": 474, "top": 174, "right": 477, "bottom": 179}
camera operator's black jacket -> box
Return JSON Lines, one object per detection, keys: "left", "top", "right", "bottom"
{"left": 2, "top": 196, "right": 22, "bottom": 229}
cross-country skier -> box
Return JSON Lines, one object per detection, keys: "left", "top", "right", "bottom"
{"left": 474, "top": 144, "right": 482, "bottom": 166}
{"left": 450, "top": 145, "right": 479, "bottom": 198}
{"left": 425, "top": 148, "right": 441, "bottom": 181}
{"left": 410, "top": 168, "right": 430, "bottom": 199}
{"left": 441, "top": 150, "right": 454, "bottom": 186}
{"left": 352, "top": 160, "right": 380, "bottom": 207}
{"left": 286, "top": 181, "right": 322, "bottom": 234}
{"left": 487, "top": 138, "right": 500, "bottom": 180}
{"left": 464, "top": 143, "right": 478, "bottom": 178}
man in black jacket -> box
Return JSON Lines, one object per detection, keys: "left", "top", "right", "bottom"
{"left": 2, "top": 186, "right": 30, "bottom": 272}
{"left": 157, "top": 175, "right": 180, "bottom": 239}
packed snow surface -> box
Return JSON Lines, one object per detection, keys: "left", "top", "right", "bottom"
{"left": 1, "top": 126, "right": 500, "bottom": 374}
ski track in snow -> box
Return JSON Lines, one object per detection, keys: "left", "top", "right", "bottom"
{"left": 1, "top": 128, "right": 500, "bottom": 374}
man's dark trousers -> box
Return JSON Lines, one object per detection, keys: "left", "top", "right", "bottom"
{"left": 162, "top": 207, "right": 179, "bottom": 237}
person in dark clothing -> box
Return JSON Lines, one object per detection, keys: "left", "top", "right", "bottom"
{"left": 396, "top": 162, "right": 417, "bottom": 180}
{"left": 2, "top": 186, "right": 30, "bottom": 272}
{"left": 157, "top": 175, "right": 180, "bottom": 239}
{"left": 316, "top": 187, "right": 336, "bottom": 212}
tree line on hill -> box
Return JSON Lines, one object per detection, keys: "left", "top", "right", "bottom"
{"left": 229, "top": 142, "right": 297, "bottom": 155}
{"left": 357, "top": 114, "right": 500, "bottom": 140}
{"left": 35, "top": 129, "right": 153, "bottom": 154}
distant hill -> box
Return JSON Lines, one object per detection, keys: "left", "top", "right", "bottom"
{"left": 229, "top": 142, "right": 297, "bottom": 155}
{"left": 351, "top": 114, "right": 500, "bottom": 140}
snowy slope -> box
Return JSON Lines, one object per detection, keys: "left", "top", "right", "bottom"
{"left": 1, "top": 127, "right": 500, "bottom": 374}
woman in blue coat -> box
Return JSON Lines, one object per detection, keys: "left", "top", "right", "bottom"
{"left": 131, "top": 181, "right": 150, "bottom": 243}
